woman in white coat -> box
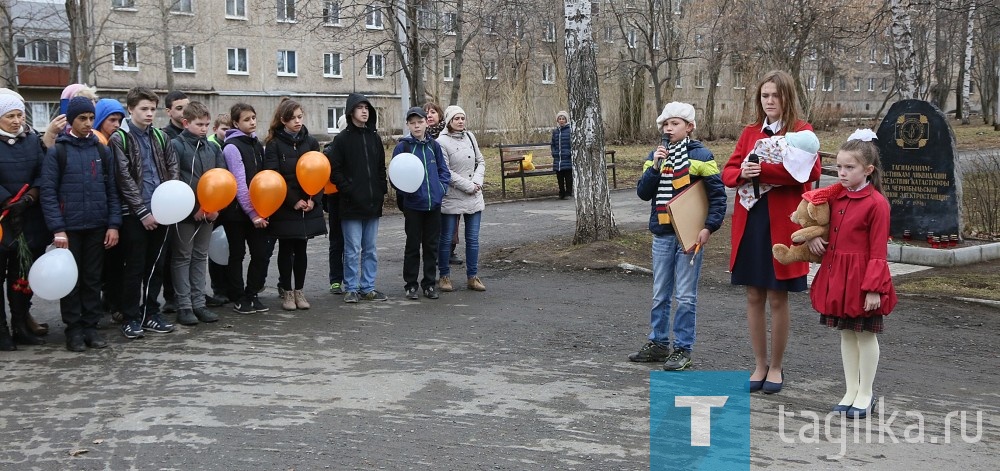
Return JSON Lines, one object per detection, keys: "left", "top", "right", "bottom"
{"left": 436, "top": 106, "right": 486, "bottom": 292}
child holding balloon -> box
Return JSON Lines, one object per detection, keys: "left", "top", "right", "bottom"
{"left": 263, "top": 98, "right": 326, "bottom": 311}
{"left": 392, "top": 107, "right": 450, "bottom": 300}
{"left": 166, "top": 101, "right": 227, "bottom": 326}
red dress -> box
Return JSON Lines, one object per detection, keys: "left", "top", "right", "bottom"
{"left": 810, "top": 185, "right": 897, "bottom": 330}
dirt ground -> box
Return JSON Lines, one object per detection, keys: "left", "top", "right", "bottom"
{"left": 485, "top": 218, "right": 1000, "bottom": 302}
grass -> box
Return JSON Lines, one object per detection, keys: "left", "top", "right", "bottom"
{"left": 894, "top": 273, "right": 1000, "bottom": 301}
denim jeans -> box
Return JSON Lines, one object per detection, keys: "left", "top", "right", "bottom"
{"left": 648, "top": 234, "right": 703, "bottom": 352}
{"left": 439, "top": 211, "right": 481, "bottom": 279}
{"left": 342, "top": 218, "right": 380, "bottom": 293}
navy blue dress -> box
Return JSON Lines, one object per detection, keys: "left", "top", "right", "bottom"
{"left": 730, "top": 194, "right": 807, "bottom": 292}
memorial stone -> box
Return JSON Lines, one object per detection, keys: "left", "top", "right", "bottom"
{"left": 875, "top": 100, "right": 963, "bottom": 240}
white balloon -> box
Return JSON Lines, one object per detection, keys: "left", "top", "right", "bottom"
{"left": 208, "top": 226, "right": 229, "bottom": 265}
{"left": 388, "top": 153, "right": 424, "bottom": 193}
{"left": 151, "top": 180, "right": 196, "bottom": 225}
{"left": 28, "top": 247, "right": 78, "bottom": 300}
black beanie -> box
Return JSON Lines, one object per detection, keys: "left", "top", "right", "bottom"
{"left": 66, "top": 96, "right": 96, "bottom": 125}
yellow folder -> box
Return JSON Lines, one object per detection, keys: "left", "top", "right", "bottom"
{"left": 667, "top": 180, "right": 708, "bottom": 252}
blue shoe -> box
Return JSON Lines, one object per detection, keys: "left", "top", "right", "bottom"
{"left": 832, "top": 404, "right": 852, "bottom": 413}
{"left": 762, "top": 372, "right": 785, "bottom": 394}
{"left": 847, "top": 396, "right": 877, "bottom": 419}
{"left": 748, "top": 367, "right": 768, "bottom": 392}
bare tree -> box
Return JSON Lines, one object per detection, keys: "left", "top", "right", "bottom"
{"left": 564, "top": 0, "right": 617, "bottom": 244}
{"left": 1, "top": 0, "right": 69, "bottom": 89}
{"left": 890, "top": 0, "right": 920, "bottom": 99}
{"left": 958, "top": 0, "right": 975, "bottom": 124}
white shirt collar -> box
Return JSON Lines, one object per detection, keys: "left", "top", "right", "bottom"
{"left": 762, "top": 119, "right": 783, "bottom": 135}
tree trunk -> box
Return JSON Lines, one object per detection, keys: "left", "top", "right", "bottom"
{"left": 960, "top": 0, "right": 975, "bottom": 125}
{"left": 890, "top": 0, "right": 919, "bottom": 100}
{"left": 564, "top": 0, "right": 617, "bottom": 244}
{"left": 447, "top": 0, "right": 466, "bottom": 105}
{"left": 159, "top": 0, "right": 173, "bottom": 91}
{"left": 0, "top": 1, "right": 17, "bottom": 88}
{"left": 705, "top": 47, "right": 724, "bottom": 141}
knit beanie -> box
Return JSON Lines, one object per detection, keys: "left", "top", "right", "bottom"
{"left": 66, "top": 96, "right": 96, "bottom": 124}
{"left": 443, "top": 105, "right": 466, "bottom": 130}
{"left": 60, "top": 83, "right": 88, "bottom": 114}
{"left": 655, "top": 102, "right": 696, "bottom": 129}
{"left": 0, "top": 88, "right": 25, "bottom": 103}
{"left": 0, "top": 94, "right": 25, "bottom": 117}
{"left": 556, "top": 110, "right": 569, "bottom": 121}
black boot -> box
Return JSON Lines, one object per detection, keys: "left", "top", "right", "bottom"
{"left": 10, "top": 308, "right": 45, "bottom": 346}
{"left": 0, "top": 318, "right": 15, "bottom": 351}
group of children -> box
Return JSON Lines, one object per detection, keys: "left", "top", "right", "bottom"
{"left": 630, "top": 85, "right": 895, "bottom": 419}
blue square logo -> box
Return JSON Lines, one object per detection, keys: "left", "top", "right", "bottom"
{"left": 650, "top": 371, "right": 750, "bottom": 470}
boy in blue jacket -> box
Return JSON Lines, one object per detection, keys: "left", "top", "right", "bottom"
{"left": 393, "top": 107, "right": 450, "bottom": 300}
{"left": 39, "top": 96, "right": 122, "bottom": 352}
{"left": 629, "top": 102, "right": 727, "bottom": 370}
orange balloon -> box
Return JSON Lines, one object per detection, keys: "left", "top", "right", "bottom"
{"left": 249, "top": 170, "right": 287, "bottom": 218}
{"left": 197, "top": 168, "right": 238, "bottom": 213}
{"left": 324, "top": 181, "right": 338, "bottom": 194}
{"left": 296, "top": 151, "right": 332, "bottom": 196}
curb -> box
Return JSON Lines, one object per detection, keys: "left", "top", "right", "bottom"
{"left": 886, "top": 241, "right": 1000, "bottom": 267}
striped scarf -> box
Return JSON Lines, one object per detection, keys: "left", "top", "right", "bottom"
{"left": 655, "top": 137, "right": 691, "bottom": 224}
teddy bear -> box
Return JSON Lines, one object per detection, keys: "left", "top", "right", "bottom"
{"left": 772, "top": 184, "right": 845, "bottom": 265}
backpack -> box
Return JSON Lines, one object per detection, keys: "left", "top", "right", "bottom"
{"left": 115, "top": 127, "right": 167, "bottom": 154}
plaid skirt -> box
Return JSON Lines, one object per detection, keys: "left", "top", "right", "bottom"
{"left": 820, "top": 314, "right": 884, "bottom": 334}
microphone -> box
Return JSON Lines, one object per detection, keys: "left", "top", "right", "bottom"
{"left": 747, "top": 153, "right": 760, "bottom": 199}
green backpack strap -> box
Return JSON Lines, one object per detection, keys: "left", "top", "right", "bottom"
{"left": 115, "top": 128, "right": 167, "bottom": 153}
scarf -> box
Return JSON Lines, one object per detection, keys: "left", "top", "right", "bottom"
{"left": 655, "top": 137, "right": 691, "bottom": 224}
{"left": 0, "top": 124, "right": 26, "bottom": 145}
{"left": 427, "top": 121, "right": 446, "bottom": 139}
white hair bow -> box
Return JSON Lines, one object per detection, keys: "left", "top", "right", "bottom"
{"left": 848, "top": 129, "right": 878, "bottom": 142}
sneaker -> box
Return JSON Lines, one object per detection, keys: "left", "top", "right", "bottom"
{"left": 329, "top": 282, "right": 345, "bottom": 295}
{"left": 281, "top": 290, "right": 297, "bottom": 311}
{"left": 293, "top": 290, "right": 310, "bottom": 309}
{"left": 662, "top": 348, "right": 693, "bottom": 371}
{"left": 628, "top": 341, "right": 671, "bottom": 363}
{"left": 405, "top": 286, "right": 419, "bottom": 300}
{"left": 66, "top": 332, "right": 86, "bottom": 352}
{"left": 250, "top": 295, "right": 269, "bottom": 313}
{"left": 344, "top": 291, "right": 360, "bottom": 303}
{"left": 143, "top": 313, "right": 176, "bottom": 333}
{"left": 205, "top": 294, "right": 227, "bottom": 307}
{"left": 121, "top": 320, "right": 145, "bottom": 339}
{"left": 111, "top": 310, "right": 124, "bottom": 324}
{"left": 423, "top": 286, "right": 439, "bottom": 299}
{"left": 176, "top": 309, "right": 198, "bottom": 326}
{"left": 82, "top": 329, "right": 108, "bottom": 349}
{"left": 193, "top": 307, "right": 219, "bottom": 323}
{"left": 361, "top": 290, "right": 388, "bottom": 301}
{"left": 467, "top": 276, "right": 486, "bottom": 292}
{"left": 233, "top": 298, "right": 256, "bottom": 314}
{"left": 438, "top": 276, "right": 454, "bottom": 292}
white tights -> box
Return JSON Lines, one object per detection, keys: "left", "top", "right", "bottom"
{"left": 838, "top": 330, "right": 880, "bottom": 409}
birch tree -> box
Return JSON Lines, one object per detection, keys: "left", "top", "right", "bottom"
{"left": 564, "top": 0, "right": 617, "bottom": 244}
{"left": 889, "top": 0, "right": 919, "bottom": 99}
{"left": 959, "top": 0, "right": 974, "bottom": 124}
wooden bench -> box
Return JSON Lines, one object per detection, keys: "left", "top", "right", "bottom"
{"left": 498, "top": 143, "right": 617, "bottom": 198}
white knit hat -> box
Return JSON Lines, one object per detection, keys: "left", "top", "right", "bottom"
{"left": 0, "top": 88, "right": 25, "bottom": 103}
{"left": 443, "top": 105, "right": 466, "bottom": 129}
{"left": 0, "top": 94, "right": 25, "bottom": 118}
{"left": 656, "top": 102, "right": 696, "bottom": 129}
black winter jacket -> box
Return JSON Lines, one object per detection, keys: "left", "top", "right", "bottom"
{"left": 169, "top": 130, "right": 227, "bottom": 219}
{"left": 263, "top": 127, "right": 326, "bottom": 239}
{"left": 327, "top": 93, "right": 387, "bottom": 220}
{"left": 39, "top": 133, "right": 122, "bottom": 233}
{"left": 109, "top": 120, "right": 178, "bottom": 219}
{"left": 0, "top": 129, "right": 49, "bottom": 249}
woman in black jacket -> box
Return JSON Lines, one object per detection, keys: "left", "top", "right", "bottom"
{"left": 263, "top": 98, "right": 325, "bottom": 310}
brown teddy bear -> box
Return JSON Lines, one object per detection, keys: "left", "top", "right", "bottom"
{"left": 772, "top": 184, "right": 845, "bottom": 265}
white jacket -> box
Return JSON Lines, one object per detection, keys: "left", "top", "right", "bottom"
{"left": 437, "top": 130, "right": 486, "bottom": 215}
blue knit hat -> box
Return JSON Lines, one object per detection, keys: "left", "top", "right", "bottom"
{"left": 66, "top": 96, "right": 96, "bottom": 125}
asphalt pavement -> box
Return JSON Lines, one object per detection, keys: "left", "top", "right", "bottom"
{"left": 1, "top": 186, "right": 997, "bottom": 470}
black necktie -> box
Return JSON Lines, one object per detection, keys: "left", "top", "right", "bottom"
{"left": 763, "top": 127, "right": 775, "bottom": 136}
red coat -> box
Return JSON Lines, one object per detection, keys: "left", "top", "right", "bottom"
{"left": 810, "top": 185, "right": 897, "bottom": 317}
{"left": 722, "top": 121, "right": 820, "bottom": 280}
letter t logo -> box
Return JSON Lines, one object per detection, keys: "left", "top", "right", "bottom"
{"left": 675, "top": 396, "right": 729, "bottom": 447}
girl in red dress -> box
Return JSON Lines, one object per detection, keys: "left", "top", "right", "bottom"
{"left": 807, "top": 131, "right": 897, "bottom": 418}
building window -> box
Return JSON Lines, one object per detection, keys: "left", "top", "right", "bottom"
{"left": 542, "top": 63, "right": 555, "bottom": 84}
{"left": 227, "top": 47, "right": 248, "bottom": 74}
{"left": 171, "top": 0, "right": 192, "bottom": 14}
{"left": 366, "top": 5, "right": 383, "bottom": 29}
{"left": 484, "top": 60, "right": 497, "bottom": 80}
{"left": 112, "top": 0, "right": 135, "bottom": 9}
{"left": 443, "top": 58, "right": 454, "bottom": 81}
{"left": 327, "top": 106, "right": 346, "bottom": 133}
{"left": 868, "top": 77, "right": 875, "bottom": 91}
{"left": 277, "top": 50, "right": 297, "bottom": 76}
{"left": 323, "top": 1, "right": 340, "bottom": 25}
{"left": 226, "top": 0, "right": 246, "bottom": 18}
{"left": 881, "top": 77, "right": 889, "bottom": 92}
{"left": 808, "top": 49, "right": 817, "bottom": 61}
{"left": 417, "top": 8, "right": 436, "bottom": 29}
{"left": 694, "top": 34, "right": 703, "bottom": 51}
{"left": 543, "top": 21, "right": 555, "bottom": 43}
{"left": 604, "top": 26, "right": 614, "bottom": 43}
{"left": 733, "top": 70, "right": 744, "bottom": 89}
{"left": 883, "top": 49, "right": 891, "bottom": 64}
{"left": 651, "top": 31, "right": 660, "bottom": 50}
{"left": 695, "top": 70, "right": 705, "bottom": 88}
{"left": 806, "top": 75, "right": 815, "bottom": 91}
{"left": 839, "top": 75, "right": 846, "bottom": 91}
{"left": 112, "top": 41, "right": 138, "bottom": 71}
{"left": 443, "top": 12, "right": 457, "bottom": 35}
{"left": 822, "top": 74, "right": 832, "bottom": 91}
{"left": 277, "top": 0, "right": 295, "bottom": 22}
{"left": 27, "top": 102, "right": 59, "bottom": 131}
{"left": 322, "top": 52, "right": 342, "bottom": 78}
{"left": 484, "top": 15, "right": 498, "bottom": 35}
{"left": 171, "top": 45, "right": 196, "bottom": 72}
{"left": 854, "top": 77, "right": 861, "bottom": 91}
{"left": 674, "top": 74, "right": 682, "bottom": 88}
{"left": 15, "top": 38, "right": 67, "bottom": 63}
{"left": 626, "top": 29, "right": 636, "bottom": 49}
{"left": 366, "top": 53, "right": 384, "bottom": 78}
{"left": 869, "top": 48, "right": 877, "bottom": 63}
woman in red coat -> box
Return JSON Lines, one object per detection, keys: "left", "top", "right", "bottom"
{"left": 722, "top": 70, "right": 821, "bottom": 394}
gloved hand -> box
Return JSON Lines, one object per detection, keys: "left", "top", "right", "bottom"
{"left": 2, "top": 196, "right": 31, "bottom": 218}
